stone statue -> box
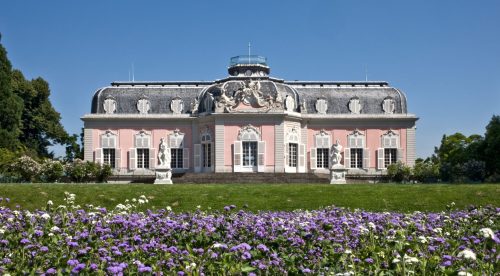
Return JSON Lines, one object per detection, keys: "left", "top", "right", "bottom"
{"left": 158, "top": 138, "right": 171, "bottom": 168}
{"left": 191, "top": 97, "right": 199, "bottom": 114}
{"left": 331, "top": 139, "right": 343, "bottom": 166}
{"left": 203, "top": 93, "right": 214, "bottom": 112}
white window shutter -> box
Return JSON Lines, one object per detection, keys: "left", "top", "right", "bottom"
{"left": 298, "top": 144, "right": 306, "bottom": 172}
{"left": 149, "top": 148, "right": 155, "bottom": 169}
{"left": 363, "top": 148, "right": 370, "bottom": 169}
{"left": 183, "top": 148, "right": 189, "bottom": 169}
{"left": 326, "top": 136, "right": 331, "bottom": 149}
{"left": 397, "top": 148, "right": 404, "bottom": 163}
{"left": 258, "top": 141, "right": 266, "bottom": 172}
{"left": 377, "top": 148, "right": 385, "bottom": 169}
{"left": 102, "top": 136, "right": 109, "bottom": 148}
{"left": 194, "top": 144, "right": 201, "bottom": 172}
{"left": 284, "top": 144, "right": 290, "bottom": 167}
{"left": 169, "top": 136, "right": 177, "bottom": 148}
{"left": 344, "top": 148, "right": 351, "bottom": 168}
{"left": 129, "top": 148, "right": 136, "bottom": 170}
{"left": 233, "top": 141, "right": 242, "bottom": 171}
{"left": 310, "top": 147, "right": 317, "bottom": 170}
{"left": 95, "top": 148, "right": 102, "bottom": 164}
{"left": 115, "top": 148, "right": 121, "bottom": 170}
{"left": 109, "top": 136, "right": 116, "bottom": 148}
{"left": 210, "top": 142, "right": 215, "bottom": 172}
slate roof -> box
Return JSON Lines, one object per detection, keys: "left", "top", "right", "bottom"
{"left": 90, "top": 78, "right": 408, "bottom": 115}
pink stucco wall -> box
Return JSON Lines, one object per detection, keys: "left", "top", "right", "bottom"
{"left": 307, "top": 127, "right": 408, "bottom": 168}
{"left": 92, "top": 127, "right": 192, "bottom": 169}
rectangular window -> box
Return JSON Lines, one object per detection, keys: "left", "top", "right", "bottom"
{"left": 103, "top": 148, "right": 116, "bottom": 168}
{"left": 202, "top": 143, "right": 211, "bottom": 168}
{"left": 288, "top": 143, "right": 298, "bottom": 167}
{"left": 316, "top": 148, "right": 329, "bottom": 168}
{"left": 384, "top": 148, "right": 397, "bottom": 167}
{"left": 350, "top": 148, "right": 363, "bottom": 168}
{"left": 136, "top": 148, "right": 149, "bottom": 169}
{"left": 242, "top": 142, "right": 257, "bottom": 167}
{"left": 171, "top": 148, "right": 184, "bottom": 169}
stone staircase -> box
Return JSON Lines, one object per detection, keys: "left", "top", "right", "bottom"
{"left": 172, "top": 172, "right": 330, "bottom": 184}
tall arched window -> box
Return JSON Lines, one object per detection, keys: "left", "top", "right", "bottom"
{"left": 233, "top": 125, "right": 265, "bottom": 172}
{"left": 194, "top": 126, "right": 214, "bottom": 172}
{"left": 285, "top": 127, "right": 305, "bottom": 173}
{"left": 129, "top": 131, "right": 153, "bottom": 170}
{"left": 378, "top": 130, "right": 402, "bottom": 169}
{"left": 344, "top": 130, "right": 369, "bottom": 169}
{"left": 310, "top": 129, "right": 331, "bottom": 170}
{"left": 95, "top": 130, "right": 119, "bottom": 169}
{"left": 169, "top": 129, "right": 189, "bottom": 170}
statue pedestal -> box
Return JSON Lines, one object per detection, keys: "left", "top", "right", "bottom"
{"left": 330, "top": 164, "right": 348, "bottom": 184}
{"left": 154, "top": 166, "right": 173, "bottom": 184}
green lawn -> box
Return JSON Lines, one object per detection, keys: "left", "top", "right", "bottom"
{"left": 0, "top": 183, "right": 498, "bottom": 212}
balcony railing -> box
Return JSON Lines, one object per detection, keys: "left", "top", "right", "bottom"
{"left": 229, "top": 55, "right": 267, "bottom": 66}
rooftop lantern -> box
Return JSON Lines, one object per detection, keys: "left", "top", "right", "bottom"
{"left": 228, "top": 55, "right": 270, "bottom": 77}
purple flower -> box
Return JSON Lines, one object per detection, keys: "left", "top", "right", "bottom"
{"left": 67, "top": 259, "right": 79, "bottom": 266}
{"left": 20, "top": 238, "right": 29, "bottom": 244}
{"left": 72, "top": 263, "right": 86, "bottom": 273}
{"left": 90, "top": 263, "right": 98, "bottom": 270}
{"left": 302, "top": 268, "right": 312, "bottom": 274}
{"left": 138, "top": 265, "right": 152, "bottom": 273}
{"left": 441, "top": 260, "right": 452, "bottom": 267}
{"left": 257, "top": 244, "right": 269, "bottom": 252}
{"left": 242, "top": 252, "right": 252, "bottom": 260}
{"left": 46, "top": 268, "right": 57, "bottom": 274}
{"left": 40, "top": 246, "right": 49, "bottom": 252}
{"left": 365, "top": 258, "right": 374, "bottom": 264}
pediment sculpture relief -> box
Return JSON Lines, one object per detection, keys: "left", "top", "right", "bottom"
{"left": 213, "top": 81, "right": 284, "bottom": 113}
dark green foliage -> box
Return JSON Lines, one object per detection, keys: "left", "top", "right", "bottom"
{"left": 0, "top": 35, "right": 23, "bottom": 150}
{"left": 483, "top": 115, "right": 500, "bottom": 180}
{"left": 11, "top": 70, "right": 69, "bottom": 158}
{"left": 64, "top": 132, "right": 83, "bottom": 162}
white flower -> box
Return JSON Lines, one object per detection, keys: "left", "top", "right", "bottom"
{"left": 48, "top": 233, "right": 54, "bottom": 237}
{"left": 458, "top": 272, "right": 472, "bottom": 276}
{"left": 196, "top": 205, "right": 201, "bottom": 209}
{"left": 212, "top": 243, "right": 225, "bottom": 248}
{"left": 50, "top": 226, "right": 60, "bottom": 232}
{"left": 166, "top": 206, "right": 172, "bottom": 211}
{"left": 392, "top": 258, "right": 400, "bottom": 264}
{"left": 403, "top": 254, "right": 419, "bottom": 264}
{"left": 344, "top": 249, "right": 352, "bottom": 254}
{"left": 418, "top": 236, "right": 428, "bottom": 244}
{"left": 368, "top": 222, "right": 376, "bottom": 230}
{"left": 40, "top": 213, "right": 51, "bottom": 220}
{"left": 0, "top": 228, "right": 5, "bottom": 234}
{"left": 479, "top": 228, "right": 495, "bottom": 239}
{"left": 138, "top": 199, "right": 145, "bottom": 204}
{"left": 433, "top": 228, "right": 442, "bottom": 234}
{"left": 47, "top": 200, "right": 53, "bottom": 206}
{"left": 358, "top": 225, "right": 369, "bottom": 234}
{"left": 457, "top": 249, "right": 476, "bottom": 261}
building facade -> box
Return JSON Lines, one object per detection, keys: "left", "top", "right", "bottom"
{"left": 82, "top": 56, "right": 418, "bottom": 180}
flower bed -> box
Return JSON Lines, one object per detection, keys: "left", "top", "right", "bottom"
{"left": 0, "top": 194, "right": 498, "bottom": 275}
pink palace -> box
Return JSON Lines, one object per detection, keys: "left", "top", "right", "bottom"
{"left": 82, "top": 55, "right": 418, "bottom": 182}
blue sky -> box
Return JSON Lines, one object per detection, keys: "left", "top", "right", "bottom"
{"left": 1, "top": 0, "right": 499, "bottom": 158}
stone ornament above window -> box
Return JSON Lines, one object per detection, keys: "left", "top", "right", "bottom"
{"left": 237, "top": 124, "right": 261, "bottom": 141}
{"left": 315, "top": 98, "right": 328, "bottom": 114}
{"left": 137, "top": 98, "right": 150, "bottom": 114}
{"left": 284, "top": 95, "right": 295, "bottom": 111}
{"left": 348, "top": 97, "right": 362, "bottom": 114}
{"left": 103, "top": 97, "right": 117, "bottom": 114}
{"left": 170, "top": 97, "right": 184, "bottom": 114}
{"left": 169, "top": 129, "right": 185, "bottom": 148}
{"left": 382, "top": 97, "right": 395, "bottom": 114}
{"left": 286, "top": 127, "right": 300, "bottom": 143}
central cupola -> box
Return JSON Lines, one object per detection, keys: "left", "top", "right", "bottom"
{"left": 228, "top": 55, "right": 270, "bottom": 77}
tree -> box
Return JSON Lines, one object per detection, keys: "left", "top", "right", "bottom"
{"left": 434, "top": 132, "right": 486, "bottom": 182}
{"left": 412, "top": 158, "right": 440, "bottom": 183}
{"left": 11, "top": 70, "right": 69, "bottom": 158}
{"left": 483, "top": 115, "right": 500, "bottom": 182}
{"left": 65, "top": 132, "right": 83, "bottom": 162}
{"left": 0, "top": 34, "right": 23, "bottom": 150}
{"left": 387, "top": 161, "right": 412, "bottom": 183}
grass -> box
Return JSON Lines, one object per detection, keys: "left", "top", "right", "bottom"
{"left": 0, "top": 183, "right": 498, "bottom": 213}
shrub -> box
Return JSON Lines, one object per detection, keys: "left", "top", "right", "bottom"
{"left": 10, "top": 155, "right": 41, "bottom": 182}
{"left": 412, "top": 160, "right": 440, "bottom": 183}
{"left": 65, "top": 159, "right": 112, "bottom": 183}
{"left": 39, "top": 159, "right": 64, "bottom": 182}
{"left": 387, "top": 161, "right": 412, "bottom": 183}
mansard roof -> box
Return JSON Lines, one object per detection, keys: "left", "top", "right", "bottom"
{"left": 88, "top": 55, "right": 410, "bottom": 116}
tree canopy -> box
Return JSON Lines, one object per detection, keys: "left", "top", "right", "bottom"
{"left": 0, "top": 34, "right": 71, "bottom": 159}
